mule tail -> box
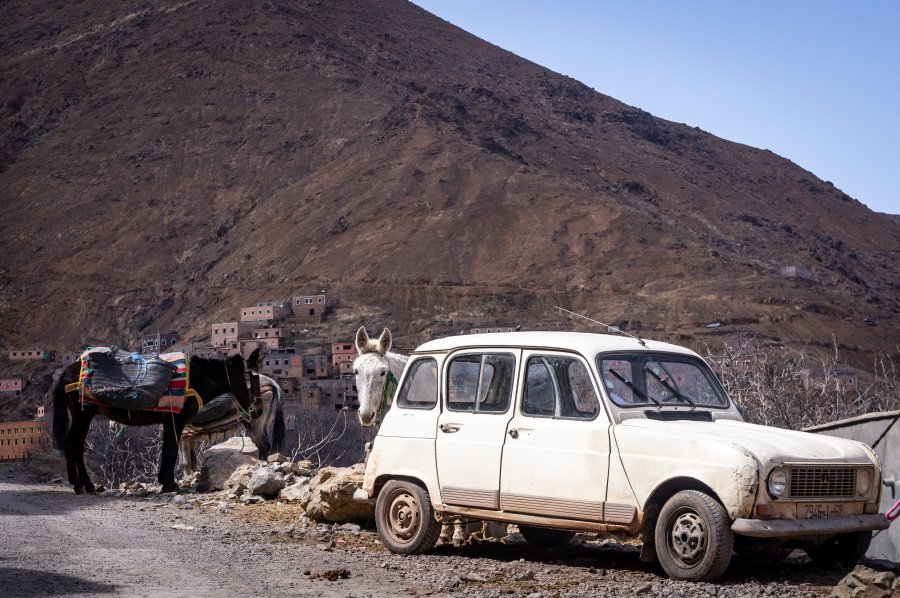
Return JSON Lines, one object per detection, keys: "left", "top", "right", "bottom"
{"left": 52, "top": 367, "right": 73, "bottom": 455}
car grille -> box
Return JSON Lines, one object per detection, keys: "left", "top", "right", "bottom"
{"left": 789, "top": 467, "right": 857, "bottom": 498}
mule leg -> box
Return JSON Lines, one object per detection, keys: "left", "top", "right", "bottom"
{"left": 178, "top": 438, "right": 196, "bottom": 478}
{"left": 159, "top": 416, "right": 185, "bottom": 493}
{"left": 67, "top": 408, "right": 96, "bottom": 494}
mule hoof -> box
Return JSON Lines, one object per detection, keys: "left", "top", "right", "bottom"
{"left": 74, "top": 486, "right": 86, "bottom": 495}
{"left": 161, "top": 484, "right": 179, "bottom": 494}
{"left": 92, "top": 485, "right": 105, "bottom": 494}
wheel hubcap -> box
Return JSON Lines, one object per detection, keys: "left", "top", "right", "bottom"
{"left": 388, "top": 491, "right": 420, "bottom": 541}
{"left": 669, "top": 510, "right": 707, "bottom": 566}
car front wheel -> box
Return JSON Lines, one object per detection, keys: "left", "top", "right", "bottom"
{"left": 375, "top": 479, "right": 441, "bottom": 554}
{"left": 654, "top": 490, "right": 734, "bottom": 581}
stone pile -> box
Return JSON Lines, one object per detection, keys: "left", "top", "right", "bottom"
{"left": 194, "top": 438, "right": 374, "bottom": 522}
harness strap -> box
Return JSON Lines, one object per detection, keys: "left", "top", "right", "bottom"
{"left": 377, "top": 371, "right": 399, "bottom": 425}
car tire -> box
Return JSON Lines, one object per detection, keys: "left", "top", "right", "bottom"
{"left": 376, "top": 479, "right": 442, "bottom": 555}
{"left": 519, "top": 525, "right": 575, "bottom": 548}
{"left": 654, "top": 490, "right": 734, "bottom": 581}
{"left": 805, "top": 531, "right": 871, "bottom": 569}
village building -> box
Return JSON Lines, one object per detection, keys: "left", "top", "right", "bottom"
{"left": 470, "top": 322, "right": 520, "bottom": 334}
{"left": 780, "top": 265, "right": 814, "bottom": 281}
{"left": 240, "top": 305, "right": 283, "bottom": 326}
{"left": 300, "top": 353, "right": 330, "bottom": 380}
{"left": 210, "top": 321, "right": 256, "bottom": 349}
{"left": 0, "top": 376, "right": 26, "bottom": 396}
{"left": 255, "top": 300, "right": 292, "bottom": 320}
{"left": 8, "top": 348, "right": 51, "bottom": 361}
{"left": 141, "top": 332, "right": 180, "bottom": 355}
{"left": 260, "top": 348, "right": 299, "bottom": 378}
{"left": 0, "top": 419, "right": 51, "bottom": 461}
{"left": 331, "top": 342, "right": 358, "bottom": 378}
{"left": 292, "top": 294, "right": 327, "bottom": 323}
{"left": 60, "top": 352, "right": 80, "bottom": 366}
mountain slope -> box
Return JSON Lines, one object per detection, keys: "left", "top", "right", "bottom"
{"left": 0, "top": 0, "right": 897, "bottom": 364}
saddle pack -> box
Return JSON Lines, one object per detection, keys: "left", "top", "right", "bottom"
{"left": 66, "top": 347, "right": 199, "bottom": 414}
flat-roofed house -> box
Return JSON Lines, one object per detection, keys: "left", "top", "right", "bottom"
{"left": 0, "top": 420, "right": 51, "bottom": 461}
{"left": 0, "top": 376, "right": 26, "bottom": 396}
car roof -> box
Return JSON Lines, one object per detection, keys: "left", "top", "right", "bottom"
{"left": 412, "top": 331, "right": 700, "bottom": 358}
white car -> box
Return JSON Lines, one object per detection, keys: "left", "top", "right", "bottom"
{"left": 358, "top": 332, "right": 887, "bottom": 581}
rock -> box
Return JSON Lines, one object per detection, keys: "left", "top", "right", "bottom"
{"left": 25, "top": 452, "right": 68, "bottom": 480}
{"left": 278, "top": 462, "right": 294, "bottom": 475}
{"left": 299, "top": 463, "right": 374, "bottom": 523}
{"left": 224, "top": 463, "right": 256, "bottom": 495}
{"left": 248, "top": 467, "right": 285, "bottom": 498}
{"left": 516, "top": 571, "right": 535, "bottom": 582}
{"left": 832, "top": 565, "right": 896, "bottom": 598}
{"left": 292, "top": 460, "right": 315, "bottom": 477}
{"left": 198, "top": 437, "right": 261, "bottom": 491}
{"left": 338, "top": 523, "right": 362, "bottom": 536}
{"left": 279, "top": 477, "right": 311, "bottom": 502}
{"left": 267, "top": 453, "right": 288, "bottom": 464}
{"left": 241, "top": 495, "right": 266, "bottom": 505}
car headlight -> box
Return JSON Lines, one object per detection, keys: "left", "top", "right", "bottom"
{"left": 768, "top": 467, "right": 787, "bottom": 498}
{"left": 857, "top": 468, "right": 872, "bottom": 497}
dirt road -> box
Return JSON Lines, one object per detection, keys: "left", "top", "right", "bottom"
{"left": 0, "top": 471, "right": 847, "bottom": 597}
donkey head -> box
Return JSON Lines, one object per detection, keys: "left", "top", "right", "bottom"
{"left": 353, "top": 326, "right": 392, "bottom": 427}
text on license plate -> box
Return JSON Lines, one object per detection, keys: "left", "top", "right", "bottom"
{"left": 802, "top": 503, "right": 844, "bottom": 520}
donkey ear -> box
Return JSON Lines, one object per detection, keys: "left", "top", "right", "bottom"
{"left": 355, "top": 326, "right": 369, "bottom": 353}
{"left": 247, "top": 348, "right": 261, "bottom": 369}
{"left": 377, "top": 328, "right": 392, "bottom": 355}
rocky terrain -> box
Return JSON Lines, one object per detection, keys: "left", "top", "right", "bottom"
{"left": 0, "top": 0, "right": 897, "bottom": 372}
{"left": 5, "top": 455, "right": 895, "bottom": 598}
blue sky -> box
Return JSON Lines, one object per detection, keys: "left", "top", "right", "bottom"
{"left": 411, "top": 1, "right": 899, "bottom": 215}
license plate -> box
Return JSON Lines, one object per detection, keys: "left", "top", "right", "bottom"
{"left": 802, "top": 503, "right": 844, "bottom": 520}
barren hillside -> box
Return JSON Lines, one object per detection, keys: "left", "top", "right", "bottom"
{"left": 1, "top": 0, "right": 897, "bottom": 367}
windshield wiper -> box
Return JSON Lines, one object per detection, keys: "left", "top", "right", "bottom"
{"left": 644, "top": 366, "right": 696, "bottom": 410}
{"left": 608, "top": 369, "right": 660, "bottom": 408}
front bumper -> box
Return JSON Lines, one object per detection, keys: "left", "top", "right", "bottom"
{"left": 732, "top": 513, "right": 889, "bottom": 538}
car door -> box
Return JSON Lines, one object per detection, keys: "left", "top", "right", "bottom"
{"left": 435, "top": 350, "right": 519, "bottom": 510}
{"left": 499, "top": 350, "right": 611, "bottom": 521}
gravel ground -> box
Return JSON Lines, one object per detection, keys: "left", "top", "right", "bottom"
{"left": 0, "top": 464, "right": 848, "bottom": 597}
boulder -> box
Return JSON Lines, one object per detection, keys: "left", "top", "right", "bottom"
{"left": 300, "top": 463, "right": 374, "bottom": 523}
{"left": 198, "top": 437, "right": 260, "bottom": 491}
{"left": 832, "top": 565, "right": 897, "bottom": 598}
{"left": 279, "top": 477, "right": 311, "bottom": 502}
{"left": 248, "top": 467, "right": 285, "bottom": 498}
{"left": 266, "top": 453, "right": 288, "bottom": 464}
{"left": 224, "top": 464, "right": 256, "bottom": 495}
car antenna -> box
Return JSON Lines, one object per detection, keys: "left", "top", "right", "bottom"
{"left": 554, "top": 306, "right": 647, "bottom": 347}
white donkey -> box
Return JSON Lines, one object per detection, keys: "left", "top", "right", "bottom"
{"left": 353, "top": 326, "right": 496, "bottom": 545}
{"left": 353, "top": 326, "right": 408, "bottom": 428}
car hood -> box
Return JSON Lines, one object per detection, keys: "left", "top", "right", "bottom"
{"left": 618, "top": 417, "right": 874, "bottom": 466}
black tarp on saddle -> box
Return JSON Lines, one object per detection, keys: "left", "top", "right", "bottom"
{"left": 84, "top": 347, "right": 178, "bottom": 410}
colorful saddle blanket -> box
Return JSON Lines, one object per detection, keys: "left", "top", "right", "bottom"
{"left": 72, "top": 347, "right": 196, "bottom": 414}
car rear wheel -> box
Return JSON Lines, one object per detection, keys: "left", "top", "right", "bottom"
{"left": 655, "top": 490, "right": 734, "bottom": 581}
{"left": 519, "top": 525, "right": 575, "bottom": 548}
{"left": 376, "top": 479, "right": 441, "bottom": 554}
{"left": 805, "top": 531, "right": 871, "bottom": 569}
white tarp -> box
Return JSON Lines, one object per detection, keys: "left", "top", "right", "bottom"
{"left": 806, "top": 411, "right": 900, "bottom": 564}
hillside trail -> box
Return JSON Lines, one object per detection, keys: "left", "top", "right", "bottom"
{"left": 0, "top": 470, "right": 844, "bottom": 597}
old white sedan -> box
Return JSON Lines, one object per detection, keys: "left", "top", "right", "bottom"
{"left": 358, "top": 332, "right": 887, "bottom": 581}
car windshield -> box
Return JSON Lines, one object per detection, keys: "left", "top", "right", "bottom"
{"left": 598, "top": 353, "right": 728, "bottom": 408}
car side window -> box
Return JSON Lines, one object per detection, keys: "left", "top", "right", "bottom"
{"left": 522, "top": 355, "right": 599, "bottom": 420}
{"left": 447, "top": 353, "right": 515, "bottom": 413}
{"left": 396, "top": 358, "right": 438, "bottom": 410}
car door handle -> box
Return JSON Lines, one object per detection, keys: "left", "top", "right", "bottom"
{"left": 439, "top": 423, "right": 460, "bottom": 433}
{"left": 508, "top": 428, "right": 519, "bottom": 439}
